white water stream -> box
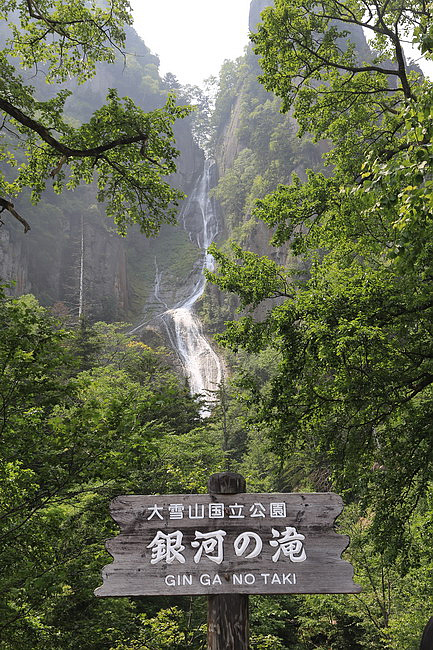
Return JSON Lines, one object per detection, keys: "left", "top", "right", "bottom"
{"left": 130, "top": 160, "right": 223, "bottom": 412}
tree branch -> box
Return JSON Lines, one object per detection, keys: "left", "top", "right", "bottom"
{"left": 0, "top": 97, "right": 148, "bottom": 158}
{"left": 0, "top": 198, "right": 31, "bottom": 233}
{"left": 285, "top": 32, "right": 402, "bottom": 79}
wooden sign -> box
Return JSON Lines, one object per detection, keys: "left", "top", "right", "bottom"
{"left": 95, "top": 491, "right": 361, "bottom": 597}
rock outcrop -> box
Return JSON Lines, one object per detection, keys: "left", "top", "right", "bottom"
{"left": 249, "top": 0, "right": 273, "bottom": 31}
{"left": 0, "top": 25, "right": 204, "bottom": 324}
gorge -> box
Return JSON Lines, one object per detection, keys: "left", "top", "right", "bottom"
{"left": 3, "top": 0, "right": 433, "bottom": 647}
{"left": 0, "top": 2, "right": 284, "bottom": 404}
{"left": 130, "top": 159, "right": 223, "bottom": 409}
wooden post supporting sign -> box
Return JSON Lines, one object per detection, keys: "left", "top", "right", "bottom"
{"left": 207, "top": 472, "right": 248, "bottom": 650}
{"left": 420, "top": 617, "right": 433, "bottom": 649}
{"left": 95, "top": 471, "right": 361, "bottom": 649}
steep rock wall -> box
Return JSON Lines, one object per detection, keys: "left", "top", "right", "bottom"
{"left": 249, "top": 0, "right": 273, "bottom": 31}
{"left": 211, "top": 0, "right": 371, "bottom": 269}
{"left": 0, "top": 26, "right": 204, "bottom": 323}
{"left": 206, "top": 0, "right": 371, "bottom": 325}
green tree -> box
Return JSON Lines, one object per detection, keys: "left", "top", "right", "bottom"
{"left": 0, "top": 0, "right": 192, "bottom": 235}
{"left": 207, "top": 0, "right": 433, "bottom": 555}
{"left": 0, "top": 287, "right": 205, "bottom": 648}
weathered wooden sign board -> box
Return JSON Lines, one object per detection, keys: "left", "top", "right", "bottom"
{"left": 95, "top": 491, "right": 360, "bottom": 597}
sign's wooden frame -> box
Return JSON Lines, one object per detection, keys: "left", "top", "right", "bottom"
{"left": 95, "top": 472, "right": 361, "bottom": 649}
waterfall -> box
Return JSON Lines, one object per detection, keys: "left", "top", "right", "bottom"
{"left": 78, "top": 214, "right": 85, "bottom": 318}
{"left": 163, "top": 159, "right": 223, "bottom": 412}
{"left": 163, "top": 307, "right": 222, "bottom": 398}
{"left": 130, "top": 159, "right": 223, "bottom": 413}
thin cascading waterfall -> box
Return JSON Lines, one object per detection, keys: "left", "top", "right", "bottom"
{"left": 129, "top": 159, "right": 223, "bottom": 413}
{"left": 78, "top": 214, "right": 85, "bottom": 318}
{"left": 162, "top": 159, "right": 223, "bottom": 412}
{"left": 163, "top": 307, "right": 222, "bottom": 398}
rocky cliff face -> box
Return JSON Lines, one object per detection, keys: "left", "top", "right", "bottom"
{"left": 204, "top": 0, "right": 374, "bottom": 329}
{"left": 0, "top": 187, "right": 132, "bottom": 321}
{"left": 213, "top": 0, "right": 371, "bottom": 257}
{"left": 0, "top": 225, "right": 29, "bottom": 295}
{"left": 249, "top": 0, "right": 273, "bottom": 31}
{"left": 0, "top": 145, "right": 204, "bottom": 322}
{"left": 0, "top": 26, "right": 204, "bottom": 323}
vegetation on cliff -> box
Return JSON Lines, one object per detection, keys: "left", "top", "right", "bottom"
{"left": 4, "top": 0, "right": 433, "bottom": 647}
{"left": 0, "top": 0, "right": 192, "bottom": 236}
{"left": 206, "top": 0, "right": 433, "bottom": 645}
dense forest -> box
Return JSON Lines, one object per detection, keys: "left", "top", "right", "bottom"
{"left": 2, "top": 0, "right": 433, "bottom": 648}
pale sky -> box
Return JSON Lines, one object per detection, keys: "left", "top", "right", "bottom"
{"left": 129, "top": 1, "right": 433, "bottom": 86}
{"left": 129, "top": 0, "right": 252, "bottom": 87}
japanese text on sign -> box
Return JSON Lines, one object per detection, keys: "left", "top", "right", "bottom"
{"left": 95, "top": 491, "right": 362, "bottom": 597}
{"left": 146, "top": 501, "right": 288, "bottom": 520}
{"left": 147, "top": 527, "right": 306, "bottom": 565}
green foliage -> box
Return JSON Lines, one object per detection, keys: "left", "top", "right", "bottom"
{"left": 0, "top": 1, "right": 192, "bottom": 235}
{"left": 206, "top": 44, "right": 311, "bottom": 248}
{"left": 206, "top": 6, "right": 433, "bottom": 647}
{"left": 209, "top": 0, "right": 433, "bottom": 550}
{"left": 6, "top": 0, "right": 433, "bottom": 644}
{"left": 0, "top": 286, "right": 206, "bottom": 648}
{"left": 178, "top": 82, "right": 215, "bottom": 152}
{"left": 210, "top": 58, "right": 246, "bottom": 141}
{"left": 110, "top": 606, "right": 207, "bottom": 650}
{"left": 207, "top": 242, "right": 293, "bottom": 310}
{"left": 4, "top": 285, "right": 433, "bottom": 647}
{"left": 212, "top": 149, "right": 259, "bottom": 220}
{"left": 7, "top": 0, "right": 132, "bottom": 83}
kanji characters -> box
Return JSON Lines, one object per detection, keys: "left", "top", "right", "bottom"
{"left": 188, "top": 504, "right": 205, "bottom": 519}
{"left": 146, "top": 504, "right": 164, "bottom": 520}
{"left": 269, "top": 527, "right": 306, "bottom": 563}
{"left": 228, "top": 503, "right": 245, "bottom": 518}
{"left": 146, "top": 526, "right": 307, "bottom": 565}
{"left": 168, "top": 504, "right": 185, "bottom": 519}
{"left": 191, "top": 530, "right": 226, "bottom": 564}
{"left": 249, "top": 502, "right": 266, "bottom": 517}
{"left": 208, "top": 503, "right": 225, "bottom": 518}
{"left": 147, "top": 531, "right": 186, "bottom": 564}
{"left": 142, "top": 500, "right": 290, "bottom": 520}
{"left": 269, "top": 502, "right": 287, "bottom": 518}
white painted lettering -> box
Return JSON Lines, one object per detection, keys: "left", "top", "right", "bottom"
{"left": 282, "top": 573, "right": 293, "bottom": 585}
{"left": 260, "top": 573, "right": 270, "bottom": 584}
{"left": 192, "top": 529, "right": 226, "bottom": 564}
{"left": 234, "top": 531, "right": 262, "bottom": 559}
{"left": 249, "top": 502, "right": 266, "bottom": 518}
{"left": 270, "top": 526, "right": 306, "bottom": 563}
{"left": 200, "top": 573, "right": 211, "bottom": 585}
{"left": 164, "top": 574, "right": 193, "bottom": 586}
{"left": 244, "top": 573, "right": 255, "bottom": 585}
{"left": 270, "top": 502, "right": 287, "bottom": 518}
{"left": 271, "top": 573, "right": 281, "bottom": 584}
{"left": 228, "top": 503, "right": 245, "bottom": 518}
{"left": 189, "top": 504, "right": 205, "bottom": 519}
{"left": 208, "top": 503, "right": 224, "bottom": 518}
{"left": 212, "top": 575, "right": 222, "bottom": 585}
{"left": 147, "top": 530, "right": 185, "bottom": 564}
{"left": 147, "top": 504, "right": 164, "bottom": 520}
{"left": 233, "top": 574, "right": 243, "bottom": 585}
{"left": 168, "top": 504, "right": 184, "bottom": 519}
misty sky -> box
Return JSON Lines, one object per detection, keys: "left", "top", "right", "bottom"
{"left": 129, "top": 0, "right": 252, "bottom": 86}
{"left": 128, "top": 2, "right": 433, "bottom": 86}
